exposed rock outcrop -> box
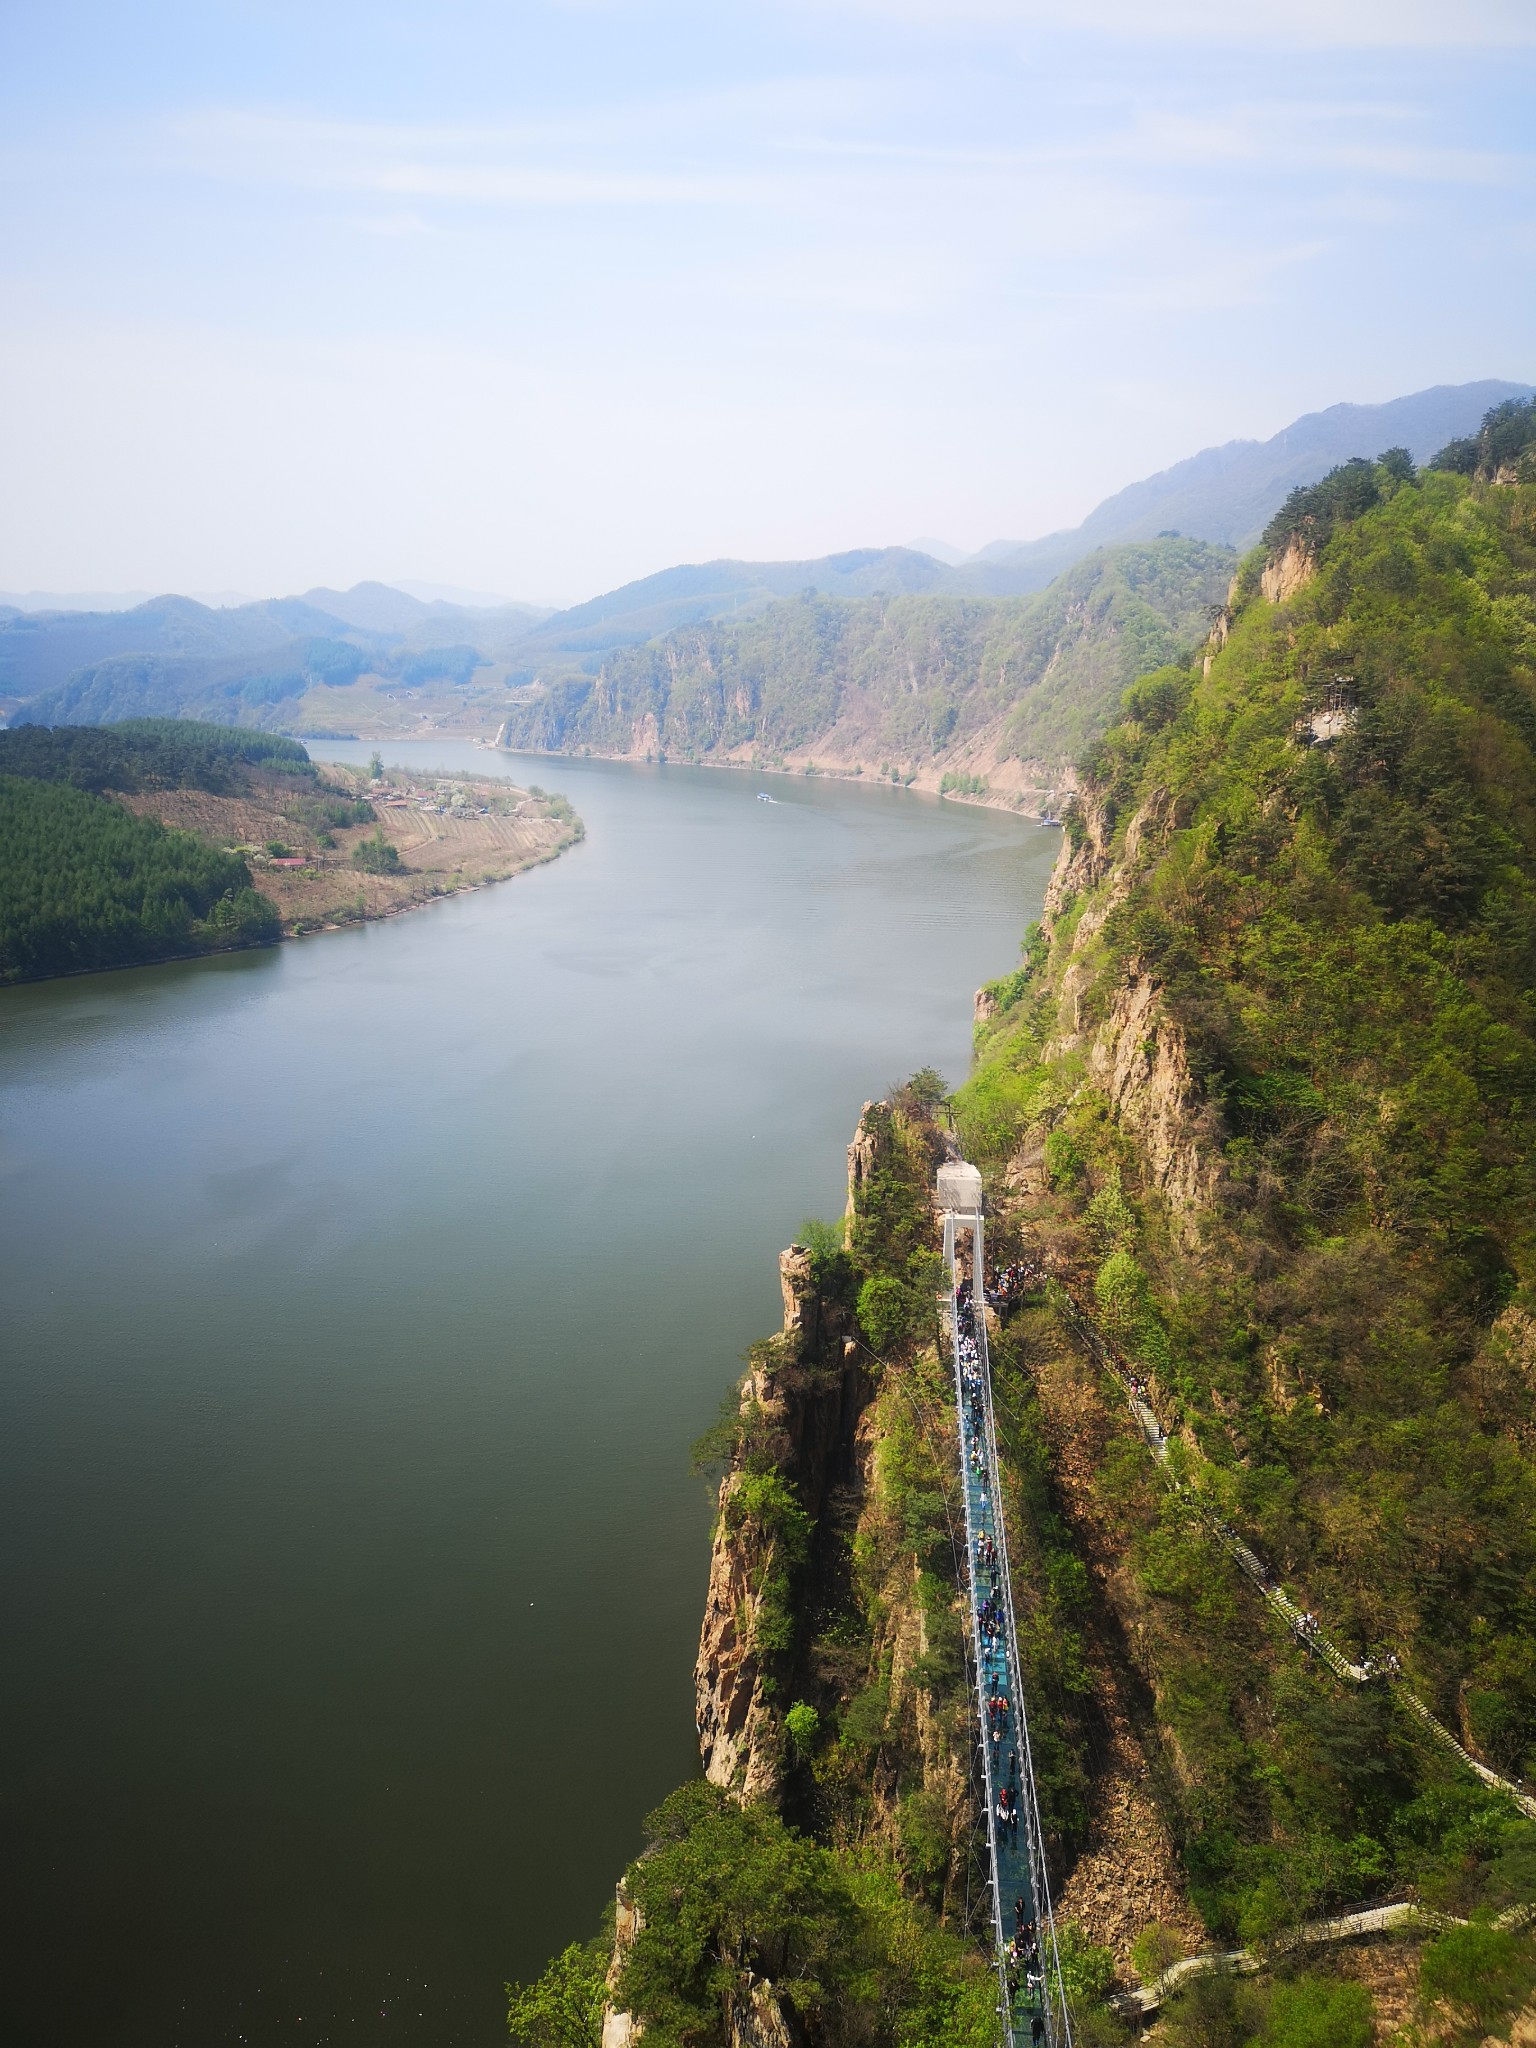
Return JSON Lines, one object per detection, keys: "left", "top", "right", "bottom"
{"left": 1034, "top": 796, "right": 1225, "bottom": 1237}
{"left": 600, "top": 1882, "right": 644, "bottom": 2047}
{"left": 1260, "top": 538, "right": 1315, "bottom": 604}
{"left": 845, "top": 1101, "right": 883, "bottom": 1214}
{"left": 726, "top": 1976, "right": 800, "bottom": 2048}
{"left": 1089, "top": 969, "right": 1224, "bottom": 1227}
{"left": 695, "top": 1225, "right": 869, "bottom": 1802}
{"left": 1045, "top": 795, "right": 1114, "bottom": 915}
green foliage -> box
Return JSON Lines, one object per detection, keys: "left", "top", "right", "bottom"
{"left": 288, "top": 790, "right": 375, "bottom": 833}
{"left": 1093, "top": 1250, "right": 1169, "bottom": 1375}
{"left": 986, "top": 1326, "right": 1097, "bottom": 1843}
{"left": 1130, "top": 1922, "right": 1186, "bottom": 1985}
{"left": 1255, "top": 1976, "right": 1372, "bottom": 2048}
{"left": 396, "top": 644, "right": 480, "bottom": 688}
{"left": 1432, "top": 396, "right": 1536, "bottom": 482}
{"left": 1051, "top": 1920, "right": 1116, "bottom": 2006}
{"left": 1158, "top": 1970, "right": 1372, "bottom": 2048}
{"left": 798, "top": 1216, "right": 853, "bottom": 1297}
{"left": 0, "top": 716, "right": 314, "bottom": 793}
{"left": 895, "top": 1786, "right": 950, "bottom": 1896}
{"left": 896, "top": 1066, "right": 948, "bottom": 1114}
{"left": 1122, "top": 664, "right": 1193, "bottom": 733}
{"left": 1043, "top": 1128, "right": 1086, "bottom": 1190}
{"left": 725, "top": 1470, "right": 812, "bottom": 1664}
{"left": 0, "top": 773, "right": 279, "bottom": 981}
{"left": 783, "top": 1701, "right": 820, "bottom": 1760}
{"left": 1417, "top": 1920, "right": 1535, "bottom": 2035}
{"left": 506, "top": 1941, "right": 607, "bottom": 2048}
{"left": 857, "top": 1273, "right": 911, "bottom": 1352}
{"left": 615, "top": 1781, "right": 854, "bottom": 2046}
{"left": 1160, "top": 1970, "right": 1247, "bottom": 2048}
{"left": 612, "top": 1784, "right": 995, "bottom": 2048}
{"left": 24, "top": 639, "right": 370, "bottom": 725}
{"left": 1084, "top": 1169, "right": 1138, "bottom": 1253}
{"left": 1261, "top": 456, "right": 1384, "bottom": 554}
{"left": 351, "top": 830, "right": 402, "bottom": 874}
{"left": 839, "top": 1676, "right": 892, "bottom": 1749}
{"left": 962, "top": 458, "right": 1536, "bottom": 1944}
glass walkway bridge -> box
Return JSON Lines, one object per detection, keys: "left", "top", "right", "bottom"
{"left": 938, "top": 1160, "right": 1073, "bottom": 2048}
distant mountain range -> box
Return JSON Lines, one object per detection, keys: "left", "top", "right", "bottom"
{"left": 919, "top": 378, "right": 1535, "bottom": 587}
{"left": 497, "top": 534, "right": 1237, "bottom": 807}
{"left": 3, "top": 378, "right": 1527, "bottom": 732}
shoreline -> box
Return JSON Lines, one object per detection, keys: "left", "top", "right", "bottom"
{"left": 1, "top": 788, "right": 583, "bottom": 992}
{"left": 487, "top": 731, "right": 1068, "bottom": 822}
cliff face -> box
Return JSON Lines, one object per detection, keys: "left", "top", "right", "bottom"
{"left": 695, "top": 1097, "right": 979, "bottom": 1873}
{"left": 1258, "top": 535, "right": 1315, "bottom": 603}
{"left": 695, "top": 1244, "right": 869, "bottom": 1801}
{"left": 494, "top": 537, "right": 1234, "bottom": 817}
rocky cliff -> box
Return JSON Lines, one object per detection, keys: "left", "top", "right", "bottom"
{"left": 694, "top": 1240, "right": 870, "bottom": 1801}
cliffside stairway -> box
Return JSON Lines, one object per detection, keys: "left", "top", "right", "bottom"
{"left": 938, "top": 1162, "right": 1074, "bottom": 2048}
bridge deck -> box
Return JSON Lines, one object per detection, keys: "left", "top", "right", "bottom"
{"left": 946, "top": 1236, "right": 1069, "bottom": 2047}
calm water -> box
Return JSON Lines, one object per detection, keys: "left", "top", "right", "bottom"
{"left": 0, "top": 747, "right": 1058, "bottom": 2047}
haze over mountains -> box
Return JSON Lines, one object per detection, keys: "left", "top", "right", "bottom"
{"left": 3, "top": 380, "right": 1527, "bottom": 752}
{"left": 915, "top": 379, "right": 1535, "bottom": 582}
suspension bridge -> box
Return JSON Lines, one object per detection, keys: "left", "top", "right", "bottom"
{"left": 939, "top": 1161, "right": 1073, "bottom": 2048}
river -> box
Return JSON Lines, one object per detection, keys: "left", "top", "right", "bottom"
{"left": 0, "top": 744, "right": 1058, "bottom": 2046}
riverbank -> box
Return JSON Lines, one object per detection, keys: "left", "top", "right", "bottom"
{"left": 490, "top": 725, "right": 1071, "bottom": 820}
{"left": 124, "top": 761, "right": 582, "bottom": 941}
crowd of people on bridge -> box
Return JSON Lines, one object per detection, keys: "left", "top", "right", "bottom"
{"left": 955, "top": 1271, "right": 1051, "bottom": 2041}
{"left": 1007, "top": 1901, "right": 1046, "bottom": 2038}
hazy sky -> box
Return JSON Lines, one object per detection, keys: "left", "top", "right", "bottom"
{"left": 2, "top": 0, "right": 1533, "bottom": 606}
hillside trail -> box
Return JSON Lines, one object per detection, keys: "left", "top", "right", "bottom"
{"left": 1028, "top": 1282, "right": 1536, "bottom": 1823}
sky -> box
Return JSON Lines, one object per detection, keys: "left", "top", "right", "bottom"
{"left": 1, "top": 0, "right": 1533, "bottom": 607}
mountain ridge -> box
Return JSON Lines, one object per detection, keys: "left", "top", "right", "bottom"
{"left": 5, "top": 380, "right": 1528, "bottom": 743}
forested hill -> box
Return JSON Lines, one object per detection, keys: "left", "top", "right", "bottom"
{"left": 0, "top": 718, "right": 314, "bottom": 793}
{"left": 948, "top": 411, "right": 1536, "bottom": 2022}
{"left": 0, "top": 721, "right": 293, "bottom": 982}
{"left": 496, "top": 536, "right": 1235, "bottom": 808}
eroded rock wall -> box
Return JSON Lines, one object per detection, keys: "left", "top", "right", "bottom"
{"left": 695, "top": 1239, "right": 868, "bottom": 1802}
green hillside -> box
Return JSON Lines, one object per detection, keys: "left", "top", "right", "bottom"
{"left": 0, "top": 717, "right": 315, "bottom": 792}
{"left": 498, "top": 537, "right": 1234, "bottom": 785}
{"left": 954, "top": 435, "right": 1536, "bottom": 2000}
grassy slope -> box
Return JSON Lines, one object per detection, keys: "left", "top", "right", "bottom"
{"left": 952, "top": 461, "right": 1536, "bottom": 2020}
